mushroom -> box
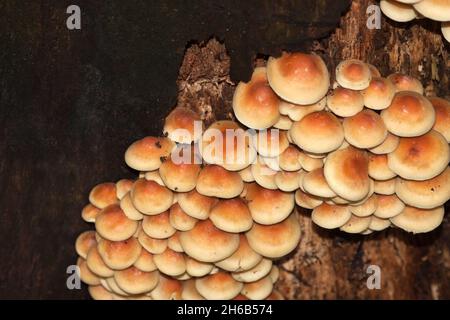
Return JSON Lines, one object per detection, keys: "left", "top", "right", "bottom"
{"left": 81, "top": 203, "right": 101, "bottom": 223}
{"left": 163, "top": 106, "right": 202, "bottom": 144}
{"left": 273, "top": 115, "right": 293, "bottom": 130}
{"left": 176, "top": 189, "right": 217, "bottom": 220}
{"left": 311, "top": 203, "right": 352, "bottom": 229}
{"left": 298, "top": 151, "right": 324, "bottom": 172}
{"left": 97, "top": 238, "right": 142, "bottom": 270}
{"left": 77, "top": 257, "right": 101, "bottom": 286}
{"left": 120, "top": 192, "right": 144, "bottom": 221}
{"left": 290, "top": 111, "right": 344, "bottom": 154}
{"left": 89, "top": 182, "right": 118, "bottom": 209}
{"left": 275, "top": 170, "right": 302, "bottom": 192}
{"left": 75, "top": 230, "right": 97, "bottom": 259}
{"left": 343, "top": 109, "right": 388, "bottom": 149}
{"left": 88, "top": 285, "right": 114, "bottom": 300}
{"left": 195, "top": 271, "right": 243, "bottom": 300}
{"left": 250, "top": 158, "right": 278, "bottom": 189}
{"left": 244, "top": 183, "right": 295, "bottom": 225}
{"left": 115, "top": 179, "right": 134, "bottom": 200}
{"left": 266, "top": 52, "right": 330, "bottom": 105}
{"left": 253, "top": 129, "right": 289, "bottom": 158}
{"left": 86, "top": 246, "right": 115, "bottom": 277}
{"left": 380, "top": 0, "right": 417, "bottom": 22}
{"left": 362, "top": 77, "right": 396, "bottom": 110}
{"left": 153, "top": 248, "right": 186, "bottom": 277}
{"left": 302, "top": 167, "right": 337, "bottom": 198}
{"left": 335, "top": 59, "right": 372, "bottom": 90}
{"left": 124, "top": 136, "right": 175, "bottom": 171}
{"left": 114, "top": 267, "right": 160, "bottom": 295}
{"left": 395, "top": 167, "right": 450, "bottom": 209}
{"left": 185, "top": 257, "right": 214, "bottom": 277}
{"left": 150, "top": 274, "right": 182, "bottom": 300}
{"left": 142, "top": 211, "right": 176, "bottom": 239}
{"left": 95, "top": 204, "right": 139, "bottom": 241}
{"left": 429, "top": 97, "right": 450, "bottom": 142}
{"left": 137, "top": 229, "right": 168, "bottom": 254}
{"left": 209, "top": 198, "right": 253, "bottom": 233}
{"left": 368, "top": 153, "right": 397, "bottom": 181}
{"left": 241, "top": 275, "right": 273, "bottom": 300}
{"left": 246, "top": 212, "right": 301, "bottom": 258}
{"left": 295, "top": 189, "right": 324, "bottom": 209}
{"left": 390, "top": 205, "right": 445, "bottom": 233}
{"left": 413, "top": 0, "right": 450, "bottom": 21}
{"left": 196, "top": 165, "right": 244, "bottom": 198}
{"left": 133, "top": 248, "right": 157, "bottom": 272}
{"left": 231, "top": 258, "right": 273, "bottom": 283}
{"left": 340, "top": 215, "right": 372, "bottom": 233}
{"left": 326, "top": 87, "right": 364, "bottom": 117}
{"left": 381, "top": 91, "right": 435, "bottom": 137}
{"left": 387, "top": 73, "right": 424, "bottom": 95}
{"left": 349, "top": 194, "right": 378, "bottom": 217}
{"left": 374, "top": 177, "right": 397, "bottom": 195}
{"left": 179, "top": 219, "right": 240, "bottom": 263}
{"left": 374, "top": 194, "right": 405, "bottom": 219}
{"left": 181, "top": 279, "right": 205, "bottom": 300}
{"left": 387, "top": 130, "right": 449, "bottom": 180}
{"left": 324, "top": 147, "right": 370, "bottom": 202}
{"left": 368, "top": 216, "right": 391, "bottom": 232}
{"left": 169, "top": 203, "right": 198, "bottom": 231}
{"left": 279, "top": 145, "right": 302, "bottom": 171}
{"left": 130, "top": 178, "right": 174, "bottom": 215}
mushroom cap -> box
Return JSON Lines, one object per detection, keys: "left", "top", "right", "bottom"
{"left": 159, "top": 145, "right": 201, "bottom": 192}
{"left": 75, "top": 230, "right": 97, "bottom": 259}
{"left": 238, "top": 166, "right": 255, "bottom": 182}
{"left": 266, "top": 52, "right": 330, "bottom": 105}
{"left": 279, "top": 145, "right": 302, "bottom": 171}
{"left": 133, "top": 248, "right": 157, "bottom": 272}
{"left": 95, "top": 204, "right": 139, "bottom": 241}
{"left": 130, "top": 179, "right": 174, "bottom": 215}
{"left": 137, "top": 230, "right": 167, "bottom": 254}
{"left": 209, "top": 198, "right": 253, "bottom": 233}
{"left": 442, "top": 21, "right": 450, "bottom": 43}
{"left": 324, "top": 147, "right": 370, "bottom": 202}
{"left": 279, "top": 97, "right": 326, "bottom": 122}
{"left": 336, "top": 59, "right": 372, "bottom": 90}
{"left": 246, "top": 212, "right": 300, "bottom": 258}
{"left": 302, "top": 168, "right": 337, "bottom": 198}
{"left": 114, "top": 267, "right": 159, "bottom": 295}
{"left": 369, "top": 133, "right": 400, "bottom": 154}
{"left": 429, "top": 97, "right": 450, "bottom": 142}
{"left": 81, "top": 203, "right": 101, "bottom": 223}
{"left": 387, "top": 73, "right": 424, "bottom": 95}
{"left": 181, "top": 279, "right": 205, "bottom": 300}
{"left": 290, "top": 111, "right": 344, "bottom": 153}
{"left": 88, "top": 285, "right": 114, "bottom": 300}
{"left": 413, "top": 0, "right": 450, "bottom": 21}
{"left": 374, "top": 177, "right": 397, "bottom": 195}
{"left": 97, "top": 238, "right": 142, "bottom": 270}
{"left": 374, "top": 194, "right": 405, "bottom": 218}
{"left": 326, "top": 87, "right": 364, "bottom": 117}
{"left": 349, "top": 194, "right": 378, "bottom": 217}
{"left": 253, "top": 129, "right": 289, "bottom": 158}
{"left": 273, "top": 115, "right": 293, "bottom": 130}
{"left": 119, "top": 192, "right": 144, "bottom": 221}
{"left": 179, "top": 219, "right": 240, "bottom": 263}
{"left": 312, "top": 203, "right": 352, "bottom": 229}
{"left": 362, "top": 77, "right": 396, "bottom": 110}
{"left": 232, "top": 258, "right": 273, "bottom": 283}
{"left": 124, "top": 136, "right": 175, "bottom": 171}
{"left": 340, "top": 215, "right": 372, "bottom": 233}
{"left": 298, "top": 151, "right": 324, "bottom": 172}
{"left": 150, "top": 274, "right": 182, "bottom": 300}
{"left": 390, "top": 206, "right": 444, "bottom": 233}
{"left": 142, "top": 211, "right": 176, "bottom": 239}
{"left": 244, "top": 183, "right": 295, "bottom": 224}
{"left": 215, "top": 234, "right": 262, "bottom": 272}
{"left": 116, "top": 179, "right": 134, "bottom": 200}
{"left": 86, "top": 246, "right": 115, "bottom": 277}
{"left": 241, "top": 276, "right": 273, "bottom": 300}
{"left": 275, "top": 170, "right": 302, "bottom": 192}
{"left": 77, "top": 258, "right": 101, "bottom": 286}
{"left": 153, "top": 248, "right": 186, "bottom": 277}
{"left": 380, "top": 0, "right": 417, "bottom": 22}
{"left": 295, "top": 189, "right": 324, "bottom": 209}
{"left": 196, "top": 165, "right": 244, "bottom": 198}
{"left": 251, "top": 159, "right": 278, "bottom": 190}
{"left": 195, "top": 271, "right": 243, "bottom": 300}
{"left": 201, "top": 121, "right": 256, "bottom": 171}
{"left": 232, "top": 67, "right": 281, "bottom": 129}
{"left": 185, "top": 257, "right": 214, "bottom": 277}
{"left": 369, "top": 216, "right": 391, "bottom": 231}
{"left": 395, "top": 167, "right": 450, "bottom": 209}
{"left": 177, "top": 189, "right": 218, "bottom": 220}
{"left": 368, "top": 153, "right": 397, "bottom": 181}
{"left": 163, "top": 107, "right": 202, "bottom": 143}
{"left": 169, "top": 203, "right": 198, "bottom": 231}
{"left": 89, "top": 182, "right": 118, "bottom": 209}
{"left": 381, "top": 91, "right": 435, "bottom": 137}
{"left": 343, "top": 109, "right": 388, "bottom": 149}
{"left": 387, "top": 130, "right": 449, "bottom": 180}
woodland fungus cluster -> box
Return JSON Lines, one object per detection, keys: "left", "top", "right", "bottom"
{"left": 75, "top": 51, "right": 449, "bottom": 300}
{"left": 380, "top": 0, "right": 450, "bottom": 43}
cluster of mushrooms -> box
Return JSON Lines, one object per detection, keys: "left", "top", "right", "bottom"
{"left": 380, "top": 0, "right": 450, "bottom": 43}
{"left": 75, "top": 51, "right": 449, "bottom": 300}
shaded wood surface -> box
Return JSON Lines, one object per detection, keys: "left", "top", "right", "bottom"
{"left": 0, "top": 0, "right": 448, "bottom": 299}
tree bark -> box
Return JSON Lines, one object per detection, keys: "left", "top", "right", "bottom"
{"left": 177, "top": 0, "right": 449, "bottom": 299}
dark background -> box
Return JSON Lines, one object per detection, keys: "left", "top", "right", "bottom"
{"left": 0, "top": 0, "right": 351, "bottom": 299}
